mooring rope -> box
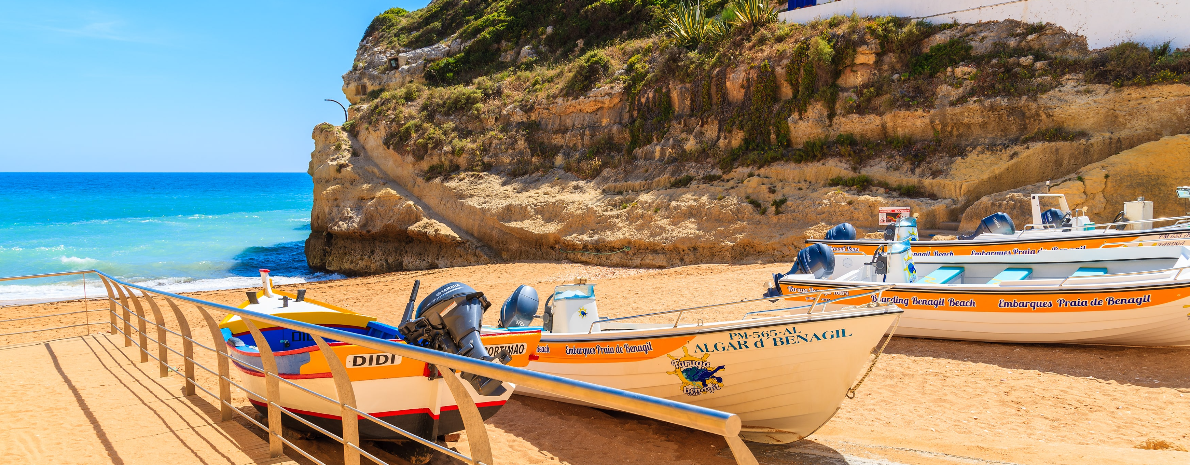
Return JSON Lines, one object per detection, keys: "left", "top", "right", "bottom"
{"left": 559, "top": 246, "right": 632, "bottom": 255}
{"left": 846, "top": 313, "right": 901, "bottom": 399}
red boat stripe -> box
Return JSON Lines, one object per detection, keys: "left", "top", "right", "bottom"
{"left": 248, "top": 399, "right": 507, "bottom": 420}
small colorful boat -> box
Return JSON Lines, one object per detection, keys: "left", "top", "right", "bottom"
{"left": 220, "top": 271, "right": 541, "bottom": 440}
{"left": 769, "top": 241, "right": 1190, "bottom": 346}
{"left": 812, "top": 193, "right": 1190, "bottom": 279}
{"left": 494, "top": 280, "right": 904, "bottom": 444}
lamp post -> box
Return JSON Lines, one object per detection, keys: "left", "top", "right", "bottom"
{"left": 325, "top": 99, "right": 348, "bottom": 123}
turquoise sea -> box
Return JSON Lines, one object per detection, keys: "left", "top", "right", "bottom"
{"left": 0, "top": 173, "right": 339, "bottom": 304}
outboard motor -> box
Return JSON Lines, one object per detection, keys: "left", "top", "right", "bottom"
{"left": 959, "top": 212, "right": 1015, "bottom": 240}
{"left": 793, "top": 243, "right": 836, "bottom": 278}
{"left": 499, "top": 285, "right": 539, "bottom": 328}
{"left": 1040, "top": 208, "right": 1069, "bottom": 228}
{"left": 763, "top": 244, "right": 837, "bottom": 298}
{"left": 824, "top": 223, "right": 857, "bottom": 241}
{"left": 399, "top": 282, "right": 506, "bottom": 396}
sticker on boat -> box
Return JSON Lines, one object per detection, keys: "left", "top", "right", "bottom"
{"left": 487, "top": 343, "right": 528, "bottom": 360}
{"left": 666, "top": 346, "right": 725, "bottom": 396}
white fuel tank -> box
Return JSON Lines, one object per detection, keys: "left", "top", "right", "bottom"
{"left": 1124, "top": 198, "right": 1153, "bottom": 230}
{"left": 548, "top": 283, "right": 601, "bottom": 333}
{"left": 883, "top": 240, "right": 917, "bottom": 283}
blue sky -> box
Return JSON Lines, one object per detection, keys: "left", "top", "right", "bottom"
{"left": 0, "top": 1, "right": 428, "bottom": 172}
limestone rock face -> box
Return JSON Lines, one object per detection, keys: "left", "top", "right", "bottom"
{"left": 922, "top": 20, "right": 1088, "bottom": 58}
{"left": 960, "top": 135, "right": 1190, "bottom": 231}
{"left": 319, "top": 19, "right": 1190, "bottom": 274}
{"left": 305, "top": 124, "right": 491, "bottom": 274}
{"left": 341, "top": 37, "right": 465, "bottom": 104}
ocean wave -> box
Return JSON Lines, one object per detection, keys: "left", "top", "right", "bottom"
{"left": 0, "top": 272, "right": 345, "bottom": 306}
{"left": 59, "top": 256, "right": 98, "bottom": 265}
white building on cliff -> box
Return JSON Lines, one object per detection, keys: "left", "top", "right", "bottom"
{"left": 780, "top": 0, "right": 1190, "bottom": 49}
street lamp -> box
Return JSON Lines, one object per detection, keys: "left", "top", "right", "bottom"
{"left": 325, "top": 99, "right": 348, "bottom": 123}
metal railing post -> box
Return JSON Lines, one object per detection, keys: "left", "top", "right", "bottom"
{"left": 440, "top": 368, "right": 495, "bottom": 465}
{"left": 122, "top": 285, "right": 150, "bottom": 362}
{"left": 141, "top": 292, "right": 171, "bottom": 378}
{"left": 98, "top": 275, "right": 118, "bottom": 335}
{"left": 114, "top": 284, "right": 132, "bottom": 346}
{"left": 311, "top": 335, "right": 361, "bottom": 465}
{"left": 194, "top": 304, "right": 233, "bottom": 421}
{"left": 243, "top": 318, "right": 284, "bottom": 457}
{"left": 162, "top": 296, "right": 196, "bottom": 396}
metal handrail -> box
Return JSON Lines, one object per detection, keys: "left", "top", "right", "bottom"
{"left": 587, "top": 295, "right": 791, "bottom": 334}
{"left": 1098, "top": 238, "right": 1190, "bottom": 248}
{"left": 2, "top": 270, "right": 760, "bottom": 465}
{"left": 1056, "top": 266, "right": 1187, "bottom": 286}
{"left": 744, "top": 286, "right": 894, "bottom": 317}
{"left": 588, "top": 283, "right": 893, "bottom": 333}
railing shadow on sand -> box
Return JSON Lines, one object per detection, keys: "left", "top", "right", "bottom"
{"left": 0, "top": 270, "right": 762, "bottom": 465}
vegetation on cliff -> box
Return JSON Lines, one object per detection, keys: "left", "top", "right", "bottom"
{"left": 345, "top": 1, "right": 1190, "bottom": 199}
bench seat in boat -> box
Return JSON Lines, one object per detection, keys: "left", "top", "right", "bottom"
{"left": 916, "top": 266, "right": 964, "bottom": 284}
{"left": 987, "top": 267, "right": 1033, "bottom": 285}
{"left": 1071, "top": 267, "right": 1108, "bottom": 277}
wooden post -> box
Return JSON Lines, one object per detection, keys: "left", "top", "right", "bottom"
{"left": 440, "top": 368, "right": 495, "bottom": 465}
{"left": 122, "top": 285, "right": 149, "bottom": 363}
{"left": 194, "top": 304, "right": 232, "bottom": 421}
{"left": 141, "top": 292, "right": 171, "bottom": 378}
{"left": 97, "top": 276, "right": 118, "bottom": 336}
{"left": 113, "top": 284, "right": 132, "bottom": 346}
{"left": 244, "top": 318, "right": 283, "bottom": 457}
{"left": 311, "top": 335, "right": 360, "bottom": 465}
{"left": 162, "top": 297, "right": 196, "bottom": 396}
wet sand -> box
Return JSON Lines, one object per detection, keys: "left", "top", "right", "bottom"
{"left": 3, "top": 262, "right": 1189, "bottom": 464}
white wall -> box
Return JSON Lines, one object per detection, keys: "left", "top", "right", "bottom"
{"left": 778, "top": 0, "right": 1190, "bottom": 49}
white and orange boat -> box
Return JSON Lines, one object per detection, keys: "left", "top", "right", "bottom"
{"left": 494, "top": 281, "right": 904, "bottom": 444}
{"left": 768, "top": 241, "right": 1190, "bottom": 346}
{"left": 220, "top": 272, "right": 540, "bottom": 440}
{"left": 812, "top": 192, "right": 1190, "bottom": 279}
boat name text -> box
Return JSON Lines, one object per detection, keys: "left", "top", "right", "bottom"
{"left": 348, "top": 353, "right": 402, "bottom": 368}
{"left": 696, "top": 327, "right": 850, "bottom": 353}
{"left": 564, "top": 341, "right": 653, "bottom": 357}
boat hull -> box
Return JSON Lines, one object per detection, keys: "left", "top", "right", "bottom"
{"left": 777, "top": 281, "right": 1190, "bottom": 346}
{"left": 811, "top": 228, "right": 1190, "bottom": 279}
{"left": 225, "top": 325, "right": 540, "bottom": 440}
{"left": 235, "top": 367, "right": 509, "bottom": 440}
{"left": 521, "top": 308, "right": 902, "bottom": 443}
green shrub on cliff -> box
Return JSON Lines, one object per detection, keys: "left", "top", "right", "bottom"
{"left": 1088, "top": 41, "right": 1190, "bottom": 86}
{"left": 566, "top": 50, "right": 613, "bottom": 94}
{"left": 374, "top": 0, "right": 682, "bottom": 85}
{"left": 911, "top": 38, "right": 972, "bottom": 76}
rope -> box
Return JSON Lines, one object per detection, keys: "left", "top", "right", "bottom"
{"left": 560, "top": 246, "right": 632, "bottom": 255}
{"left": 846, "top": 313, "right": 901, "bottom": 399}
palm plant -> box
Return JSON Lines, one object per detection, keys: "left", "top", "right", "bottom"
{"left": 664, "top": 1, "right": 710, "bottom": 47}
{"left": 727, "top": 0, "right": 777, "bottom": 33}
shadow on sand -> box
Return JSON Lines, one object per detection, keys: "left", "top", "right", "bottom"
{"left": 884, "top": 336, "right": 1190, "bottom": 390}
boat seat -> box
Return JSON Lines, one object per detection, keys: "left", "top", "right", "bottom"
{"left": 916, "top": 266, "right": 964, "bottom": 284}
{"left": 988, "top": 267, "right": 1033, "bottom": 285}
{"left": 366, "top": 321, "right": 402, "bottom": 340}
{"left": 1071, "top": 267, "right": 1108, "bottom": 277}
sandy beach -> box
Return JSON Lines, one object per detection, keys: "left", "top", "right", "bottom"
{"left": 3, "top": 262, "right": 1189, "bottom": 464}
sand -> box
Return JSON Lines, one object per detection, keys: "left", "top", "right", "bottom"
{"left": 3, "top": 262, "right": 1189, "bottom": 464}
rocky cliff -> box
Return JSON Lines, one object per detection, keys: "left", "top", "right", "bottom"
{"left": 307, "top": 3, "right": 1190, "bottom": 274}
